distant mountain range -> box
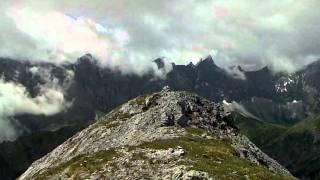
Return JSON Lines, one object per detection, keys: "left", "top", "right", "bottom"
{"left": 0, "top": 55, "right": 320, "bottom": 179}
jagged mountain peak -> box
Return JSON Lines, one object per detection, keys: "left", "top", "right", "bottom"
{"left": 19, "top": 90, "right": 293, "bottom": 179}
{"left": 77, "top": 53, "right": 98, "bottom": 65}
{"left": 236, "top": 65, "right": 244, "bottom": 72}
{"left": 196, "top": 55, "right": 218, "bottom": 67}
{"left": 305, "top": 59, "right": 320, "bottom": 69}
{"left": 153, "top": 58, "right": 165, "bottom": 69}
{"left": 245, "top": 66, "right": 271, "bottom": 75}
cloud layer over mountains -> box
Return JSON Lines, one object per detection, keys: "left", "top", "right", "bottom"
{"left": 0, "top": 76, "right": 71, "bottom": 141}
{"left": 1, "top": 0, "right": 320, "bottom": 74}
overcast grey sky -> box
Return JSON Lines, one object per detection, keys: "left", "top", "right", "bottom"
{"left": 1, "top": 0, "right": 320, "bottom": 74}
{"left": 0, "top": 0, "right": 320, "bottom": 141}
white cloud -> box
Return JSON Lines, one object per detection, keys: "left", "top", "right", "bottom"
{"left": 0, "top": 0, "right": 319, "bottom": 142}
{"left": 0, "top": 0, "right": 319, "bottom": 75}
{"left": 0, "top": 68, "right": 73, "bottom": 142}
{"left": 223, "top": 100, "right": 260, "bottom": 120}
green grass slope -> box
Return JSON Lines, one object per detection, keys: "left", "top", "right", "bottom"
{"left": 32, "top": 128, "right": 293, "bottom": 180}
{"left": 235, "top": 115, "right": 289, "bottom": 147}
{"left": 236, "top": 114, "right": 320, "bottom": 179}
{"left": 264, "top": 115, "right": 320, "bottom": 179}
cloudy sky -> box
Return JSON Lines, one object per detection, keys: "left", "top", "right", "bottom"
{"left": 1, "top": 0, "right": 320, "bottom": 74}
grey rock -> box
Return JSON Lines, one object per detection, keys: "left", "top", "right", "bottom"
{"left": 19, "top": 91, "right": 293, "bottom": 179}
{"left": 181, "top": 170, "right": 212, "bottom": 180}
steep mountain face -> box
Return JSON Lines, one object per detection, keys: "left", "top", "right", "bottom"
{"left": 0, "top": 56, "right": 316, "bottom": 135}
{"left": 19, "top": 90, "right": 294, "bottom": 180}
{"left": 69, "top": 56, "right": 320, "bottom": 124}
{"left": 241, "top": 97, "right": 306, "bottom": 123}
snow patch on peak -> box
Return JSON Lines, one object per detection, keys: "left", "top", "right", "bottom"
{"left": 275, "top": 75, "right": 296, "bottom": 93}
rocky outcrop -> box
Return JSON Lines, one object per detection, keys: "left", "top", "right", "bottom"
{"left": 19, "top": 89, "right": 294, "bottom": 179}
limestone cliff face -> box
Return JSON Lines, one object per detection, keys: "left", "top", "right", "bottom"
{"left": 19, "top": 89, "right": 294, "bottom": 180}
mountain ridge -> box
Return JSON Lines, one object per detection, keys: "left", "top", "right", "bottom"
{"left": 19, "top": 89, "right": 294, "bottom": 179}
